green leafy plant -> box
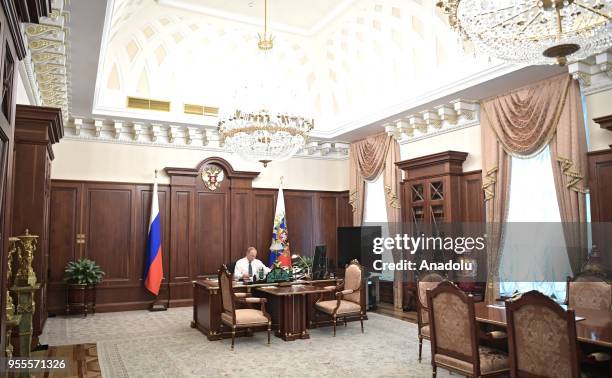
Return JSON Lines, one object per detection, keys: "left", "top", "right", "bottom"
{"left": 64, "top": 258, "right": 105, "bottom": 285}
{"left": 293, "top": 255, "right": 313, "bottom": 271}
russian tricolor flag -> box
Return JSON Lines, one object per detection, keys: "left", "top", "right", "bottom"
{"left": 144, "top": 179, "right": 163, "bottom": 295}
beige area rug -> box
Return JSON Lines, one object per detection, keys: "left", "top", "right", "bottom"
{"left": 40, "top": 307, "right": 452, "bottom": 378}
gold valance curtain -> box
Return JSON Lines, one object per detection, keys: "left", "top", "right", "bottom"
{"left": 481, "top": 74, "right": 587, "bottom": 303}
{"left": 349, "top": 134, "right": 401, "bottom": 226}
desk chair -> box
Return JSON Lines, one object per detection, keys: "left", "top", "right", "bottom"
{"left": 314, "top": 259, "right": 365, "bottom": 336}
{"left": 218, "top": 265, "right": 271, "bottom": 350}
{"left": 416, "top": 272, "right": 445, "bottom": 362}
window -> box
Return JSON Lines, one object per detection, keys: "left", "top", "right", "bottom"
{"left": 499, "top": 145, "right": 572, "bottom": 301}
{"left": 363, "top": 174, "right": 393, "bottom": 281}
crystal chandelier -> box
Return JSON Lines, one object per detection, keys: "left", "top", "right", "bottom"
{"left": 436, "top": 0, "right": 612, "bottom": 65}
{"left": 217, "top": 0, "right": 313, "bottom": 167}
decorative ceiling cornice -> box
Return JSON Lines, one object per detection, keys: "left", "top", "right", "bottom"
{"left": 568, "top": 50, "right": 612, "bottom": 95}
{"left": 21, "top": 0, "right": 70, "bottom": 120}
{"left": 384, "top": 98, "right": 480, "bottom": 144}
{"left": 65, "top": 116, "right": 349, "bottom": 161}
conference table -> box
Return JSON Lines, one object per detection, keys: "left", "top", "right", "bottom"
{"left": 474, "top": 302, "right": 612, "bottom": 349}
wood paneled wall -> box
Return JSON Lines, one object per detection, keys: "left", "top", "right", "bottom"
{"left": 587, "top": 148, "right": 612, "bottom": 270}
{"left": 48, "top": 157, "right": 351, "bottom": 314}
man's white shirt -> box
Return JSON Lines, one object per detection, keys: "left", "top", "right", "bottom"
{"left": 233, "top": 257, "right": 270, "bottom": 280}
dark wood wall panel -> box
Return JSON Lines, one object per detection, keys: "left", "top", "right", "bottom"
{"left": 588, "top": 149, "right": 612, "bottom": 270}
{"left": 284, "top": 193, "right": 314, "bottom": 256}
{"left": 195, "top": 192, "right": 227, "bottom": 275}
{"left": 461, "top": 170, "right": 485, "bottom": 222}
{"left": 317, "top": 195, "right": 339, "bottom": 263}
{"left": 84, "top": 186, "right": 133, "bottom": 282}
{"left": 253, "top": 191, "right": 275, "bottom": 265}
{"left": 49, "top": 168, "right": 350, "bottom": 313}
{"left": 171, "top": 190, "right": 191, "bottom": 280}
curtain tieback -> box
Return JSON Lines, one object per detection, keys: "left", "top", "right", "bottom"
{"left": 349, "top": 190, "right": 359, "bottom": 213}
{"left": 482, "top": 166, "right": 498, "bottom": 202}
{"left": 556, "top": 157, "right": 588, "bottom": 194}
{"left": 384, "top": 185, "right": 401, "bottom": 209}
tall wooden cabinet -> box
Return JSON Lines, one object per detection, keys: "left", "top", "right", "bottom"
{"left": 396, "top": 151, "right": 485, "bottom": 309}
{"left": 11, "top": 105, "right": 62, "bottom": 346}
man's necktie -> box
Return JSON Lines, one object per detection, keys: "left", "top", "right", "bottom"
{"left": 248, "top": 261, "right": 253, "bottom": 277}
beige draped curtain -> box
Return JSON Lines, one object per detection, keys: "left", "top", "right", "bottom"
{"left": 349, "top": 134, "right": 402, "bottom": 307}
{"left": 349, "top": 134, "right": 401, "bottom": 225}
{"left": 481, "top": 74, "right": 587, "bottom": 302}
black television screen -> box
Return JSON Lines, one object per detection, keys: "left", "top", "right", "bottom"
{"left": 337, "top": 226, "right": 382, "bottom": 272}
{"left": 312, "top": 245, "right": 327, "bottom": 279}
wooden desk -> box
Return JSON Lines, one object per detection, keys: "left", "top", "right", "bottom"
{"left": 256, "top": 285, "right": 332, "bottom": 341}
{"left": 474, "top": 302, "right": 612, "bottom": 349}
{"left": 191, "top": 278, "right": 339, "bottom": 341}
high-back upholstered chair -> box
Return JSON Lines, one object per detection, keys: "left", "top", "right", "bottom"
{"left": 505, "top": 290, "right": 580, "bottom": 378}
{"left": 566, "top": 275, "right": 611, "bottom": 312}
{"left": 314, "top": 259, "right": 364, "bottom": 336}
{"left": 218, "top": 265, "right": 271, "bottom": 350}
{"left": 416, "top": 272, "right": 445, "bottom": 362}
{"left": 427, "top": 281, "right": 509, "bottom": 377}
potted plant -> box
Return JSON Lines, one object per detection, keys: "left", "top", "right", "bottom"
{"left": 64, "top": 258, "right": 104, "bottom": 315}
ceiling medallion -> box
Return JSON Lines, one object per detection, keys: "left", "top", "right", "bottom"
{"left": 201, "top": 165, "right": 225, "bottom": 191}
{"left": 436, "top": 0, "right": 612, "bottom": 66}
{"left": 217, "top": 0, "right": 313, "bottom": 167}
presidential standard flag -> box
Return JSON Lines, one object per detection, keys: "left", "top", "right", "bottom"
{"left": 268, "top": 182, "right": 289, "bottom": 267}
{"left": 144, "top": 178, "right": 163, "bottom": 295}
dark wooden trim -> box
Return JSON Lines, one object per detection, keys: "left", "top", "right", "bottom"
{"left": 396, "top": 150, "right": 468, "bottom": 180}
{"left": 14, "top": 0, "right": 50, "bottom": 24}
{"left": 1, "top": 0, "right": 26, "bottom": 59}
{"left": 593, "top": 114, "right": 612, "bottom": 131}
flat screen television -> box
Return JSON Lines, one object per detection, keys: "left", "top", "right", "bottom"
{"left": 312, "top": 245, "right": 327, "bottom": 279}
{"left": 337, "top": 226, "right": 382, "bottom": 273}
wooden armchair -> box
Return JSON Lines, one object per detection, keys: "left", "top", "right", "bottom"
{"left": 416, "top": 272, "right": 445, "bottom": 362}
{"left": 218, "top": 265, "right": 271, "bottom": 350}
{"left": 314, "top": 259, "right": 365, "bottom": 336}
{"left": 506, "top": 290, "right": 580, "bottom": 378}
{"left": 427, "top": 281, "right": 509, "bottom": 377}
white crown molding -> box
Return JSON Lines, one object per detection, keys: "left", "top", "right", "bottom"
{"left": 568, "top": 50, "right": 612, "bottom": 96}
{"left": 66, "top": 117, "right": 349, "bottom": 161}
{"left": 18, "top": 58, "right": 42, "bottom": 106}
{"left": 156, "top": 0, "right": 355, "bottom": 37}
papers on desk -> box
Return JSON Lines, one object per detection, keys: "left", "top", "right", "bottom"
{"left": 259, "top": 286, "right": 276, "bottom": 289}
{"left": 487, "top": 304, "right": 506, "bottom": 309}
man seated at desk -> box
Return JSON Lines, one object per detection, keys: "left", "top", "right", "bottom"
{"left": 233, "top": 246, "right": 270, "bottom": 280}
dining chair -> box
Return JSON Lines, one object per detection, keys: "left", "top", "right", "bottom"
{"left": 218, "top": 265, "right": 272, "bottom": 350}
{"left": 416, "top": 272, "right": 445, "bottom": 362}
{"left": 565, "top": 274, "right": 611, "bottom": 312}
{"left": 427, "top": 281, "right": 509, "bottom": 377}
{"left": 505, "top": 290, "right": 580, "bottom": 378}
{"left": 314, "top": 259, "right": 365, "bottom": 336}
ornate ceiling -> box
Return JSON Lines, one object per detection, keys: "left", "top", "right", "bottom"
{"left": 90, "top": 0, "right": 498, "bottom": 138}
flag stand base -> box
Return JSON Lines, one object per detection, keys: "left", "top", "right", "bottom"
{"left": 149, "top": 303, "right": 167, "bottom": 312}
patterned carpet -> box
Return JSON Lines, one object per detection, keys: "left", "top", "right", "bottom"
{"left": 40, "top": 307, "right": 452, "bottom": 377}
{"left": 31, "top": 343, "right": 101, "bottom": 378}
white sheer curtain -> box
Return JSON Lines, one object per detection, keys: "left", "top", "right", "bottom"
{"left": 363, "top": 174, "right": 393, "bottom": 281}
{"left": 499, "top": 145, "right": 572, "bottom": 301}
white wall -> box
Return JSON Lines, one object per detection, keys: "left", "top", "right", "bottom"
{"left": 51, "top": 139, "right": 349, "bottom": 191}
{"left": 585, "top": 88, "right": 612, "bottom": 152}
{"left": 15, "top": 68, "right": 32, "bottom": 105}
{"left": 400, "top": 125, "right": 482, "bottom": 171}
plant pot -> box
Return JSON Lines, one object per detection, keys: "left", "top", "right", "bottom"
{"left": 65, "top": 283, "right": 97, "bottom": 316}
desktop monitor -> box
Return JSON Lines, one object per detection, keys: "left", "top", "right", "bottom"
{"left": 312, "top": 245, "right": 327, "bottom": 279}
{"left": 337, "top": 226, "right": 382, "bottom": 273}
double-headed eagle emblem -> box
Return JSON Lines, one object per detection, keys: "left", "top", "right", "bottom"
{"left": 201, "top": 165, "right": 224, "bottom": 191}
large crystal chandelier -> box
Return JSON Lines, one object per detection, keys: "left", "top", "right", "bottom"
{"left": 217, "top": 0, "right": 313, "bottom": 167}
{"left": 436, "top": 0, "right": 612, "bottom": 65}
